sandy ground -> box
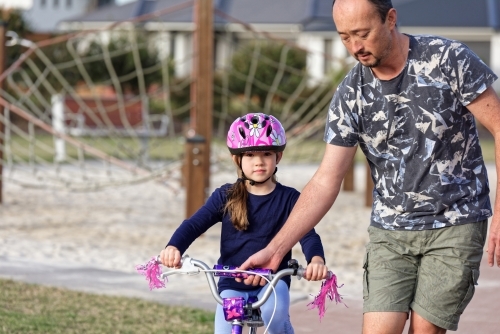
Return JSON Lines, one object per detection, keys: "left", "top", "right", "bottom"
{"left": 0, "top": 162, "right": 496, "bottom": 309}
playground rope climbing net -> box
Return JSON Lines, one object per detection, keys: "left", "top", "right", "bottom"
{"left": 0, "top": 2, "right": 348, "bottom": 193}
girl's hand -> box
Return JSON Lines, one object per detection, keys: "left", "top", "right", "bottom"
{"left": 304, "top": 256, "right": 328, "bottom": 281}
{"left": 159, "top": 246, "right": 182, "bottom": 268}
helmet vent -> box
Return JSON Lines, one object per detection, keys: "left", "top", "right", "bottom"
{"left": 266, "top": 124, "right": 272, "bottom": 137}
{"left": 238, "top": 126, "right": 246, "bottom": 139}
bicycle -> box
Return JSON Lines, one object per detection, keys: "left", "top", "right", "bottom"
{"left": 137, "top": 255, "right": 345, "bottom": 334}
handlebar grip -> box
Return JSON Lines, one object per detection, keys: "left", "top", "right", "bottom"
{"left": 212, "top": 265, "right": 273, "bottom": 279}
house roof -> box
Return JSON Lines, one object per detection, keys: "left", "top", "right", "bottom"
{"left": 395, "top": 0, "right": 500, "bottom": 29}
{"left": 303, "top": 0, "right": 500, "bottom": 32}
{"left": 57, "top": 0, "right": 500, "bottom": 32}
{"left": 59, "top": 0, "right": 316, "bottom": 27}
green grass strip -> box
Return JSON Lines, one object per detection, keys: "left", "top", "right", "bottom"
{"left": 0, "top": 279, "right": 215, "bottom": 334}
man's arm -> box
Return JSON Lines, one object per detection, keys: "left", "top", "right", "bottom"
{"left": 238, "top": 143, "right": 357, "bottom": 283}
{"left": 466, "top": 86, "right": 500, "bottom": 267}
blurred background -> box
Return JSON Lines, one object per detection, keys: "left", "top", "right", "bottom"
{"left": 0, "top": 0, "right": 496, "bottom": 206}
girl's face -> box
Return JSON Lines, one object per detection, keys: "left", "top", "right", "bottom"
{"left": 237, "top": 151, "right": 282, "bottom": 185}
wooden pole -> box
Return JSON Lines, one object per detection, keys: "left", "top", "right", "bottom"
{"left": 186, "top": 0, "right": 213, "bottom": 218}
{"left": 185, "top": 135, "right": 207, "bottom": 218}
{"left": 0, "top": 16, "right": 8, "bottom": 204}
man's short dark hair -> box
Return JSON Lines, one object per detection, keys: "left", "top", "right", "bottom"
{"left": 332, "top": 0, "right": 394, "bottom": 23}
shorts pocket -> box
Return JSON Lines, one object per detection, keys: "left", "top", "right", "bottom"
{"left": 455, "top": 268, "right": 479, "bottom": 315}
{"left": 362, "top": 251, "right": 369, "bottom": 300}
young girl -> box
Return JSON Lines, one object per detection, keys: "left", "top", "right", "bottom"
{"left": 159, "top": 113, "right": 328, "bottom": 333}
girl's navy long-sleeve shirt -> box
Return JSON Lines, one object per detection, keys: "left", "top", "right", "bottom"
{"left": 167, "top": 182, "right": 325, "bottom": 293}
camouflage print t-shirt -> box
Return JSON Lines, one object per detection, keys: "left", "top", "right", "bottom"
{"left": 324, "top": 34, "right": 497, "bottom": 230}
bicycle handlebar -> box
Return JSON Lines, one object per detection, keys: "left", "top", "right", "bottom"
{"left": 159, "top": 255, "right": 309, "bottom": 309}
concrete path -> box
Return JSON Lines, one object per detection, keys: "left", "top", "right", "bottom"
{"left": 1, "top": 255, "right": 498, "bottom": 333}
{"left": 0, "top": 255, "right": 309, "bottom": 313}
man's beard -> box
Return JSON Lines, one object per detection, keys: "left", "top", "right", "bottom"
{"left": 356, "top": 36, "right": 392, "bottom": 68}
{"left": 355, "top": 52, "right": 382, "bottom": 68}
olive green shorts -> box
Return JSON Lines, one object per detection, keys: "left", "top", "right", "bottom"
{"left": 363, "top": 221, "right": 488, "bottom": 331}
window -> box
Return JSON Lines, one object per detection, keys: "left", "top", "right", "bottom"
{"left": 66, "top": 0, "right": 72, "bottom": 8}
{"left": 324, "top": 39, "right": 333, "bottom": 74}
{"left": 54, "top": 0, "right": 59, "bottom": 8}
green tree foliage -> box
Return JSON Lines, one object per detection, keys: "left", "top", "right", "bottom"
{"left": 14, "top": 31, "right": 173, "bottom": 99}
{"left": 82, "top": 32, "right": 164, "bottom": 94}
{"left": 212, "top": 39, "right": 349, "bottom": 139}
{"left": 227, "top": 41, "right": 307, "bottom": 107}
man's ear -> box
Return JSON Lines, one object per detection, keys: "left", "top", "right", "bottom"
{"left": 386, "top": 8, "right": 397, "bottom": 29}
{"left": 276, "top": 152, "right": 283, "bottom": 164}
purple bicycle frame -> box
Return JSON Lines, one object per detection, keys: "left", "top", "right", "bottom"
{"left": 212, "top": 265, "right": 272, "bottom": 279}
{"left": 223, "top": 297, "right": 245, "bottom": 333}
{"left": 214, "top": 265, "right": 271, "bottom": 333}
{"left": 232, "top": 325, "right": 243, "bottom": 334}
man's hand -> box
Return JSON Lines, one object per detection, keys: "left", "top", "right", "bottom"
{"left": 236, "top": 247, "right": 283, "bottom": 286}
{"left": 487, "top": 215, "right": 500, "bottom": 267}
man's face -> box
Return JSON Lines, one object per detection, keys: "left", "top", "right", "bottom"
{"left": 333, "top": 0, "right": 394, "bottom": 68}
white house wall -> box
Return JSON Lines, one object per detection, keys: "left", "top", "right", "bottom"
{"left": 331, "top": 35, "right": 350, "bottom": 71}
{"left": 491, "top": 34, "right": 500, "bottom": 92}
{"left": 173, "top": 32, "right": 192, "bottom": 78}
{"left": 295, "top": 33, "right": 352, "bottom": 85}
{"left": 215, "top": 32, "right": 233, "bottom": 72}
{"left": 152, "top": 31, "right": 172, "bottom": 61}
{"left": 297, "top": 34, "right": 325, "bottom": 86}
{"left": 23, "top": 0, "right": 92, "bottom": 33}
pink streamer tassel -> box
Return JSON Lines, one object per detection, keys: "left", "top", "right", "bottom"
{"left": 136, "top": 256, "right": 167, "bottom": 290}
{"left": 307, "top": 271, "right": 347, "bottom": 321}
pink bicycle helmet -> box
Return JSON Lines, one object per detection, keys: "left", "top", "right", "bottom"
{"left": 227, "top": 113, "right": 286, "bottom": 155}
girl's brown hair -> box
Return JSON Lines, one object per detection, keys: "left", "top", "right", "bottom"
{"left": 223, "top": 154, "right": 278, "bottom": 231}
